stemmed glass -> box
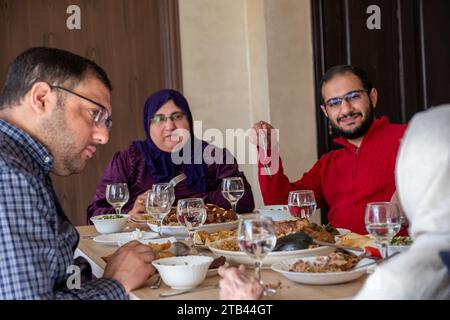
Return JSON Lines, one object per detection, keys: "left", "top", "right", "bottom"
{"left": 288, "top": 190, "right": 317, "bottom": 220}
{"left": 145, "top": 189, "right": 171, "bottom": 237}
{"left": 222, "top": 177, "right": 245, "bottom": 213}
{"left": 237, "top": 216, "right": 277, "bottom": 296}
{"left": 365, "top": 202, "right": 401, "bottom": 258}
{"left": 176, "top": 198, "right": 207, "bottom": 254}
{"left": 106, "top": 183, "right": 129, "bottom": 215}
{"left": 152, "top": 183, "right": 176, "bottom": 207}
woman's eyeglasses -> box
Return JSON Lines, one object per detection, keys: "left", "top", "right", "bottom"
{"left": 150, "top": 112, "right": 186, "bottom": 125}
{"left": 324, "top": 89, "right": 368, "bottom": 108}
{"left": 50, "top": 85, "right": 112, "bottom": 131}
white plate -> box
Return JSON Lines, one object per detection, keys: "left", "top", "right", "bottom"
{"left": 93, "top": 231, "right": 158, "bottom": 246}
{"left": 208, "top": 245, "right": 334, "bottom": 267}
{"left": 147, "top": 220, "right": 239, "bottom": 238}
{"left": 336, "top": 228, "right": 351, "bottom": 236}
{"left": 129, "top": 214, "right": 155, "bottom": 225}
{"left": 261, "top": 205, "right": 289, "bottom": 211}
{"left": 271, "top": 256, "right": 372, "bottom": 285}
{"left": 117, "top": 236, "right": 177, "bottom": 247}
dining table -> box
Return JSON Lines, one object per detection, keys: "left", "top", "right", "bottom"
{"left": 75, "top": 224, "right": 368, "bottom": 300}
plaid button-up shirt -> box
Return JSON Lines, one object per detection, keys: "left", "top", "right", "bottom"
{"left": 0, "top": 119, "right": 127, "bottom": 299}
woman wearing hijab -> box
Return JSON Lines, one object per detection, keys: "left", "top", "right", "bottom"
{"left": 87, "top": 89, "right": 255, "bottom": 220}
{"left": 218, "top": 104, "right": 450, "bottom": 300}
{"left": 354, "top": 104, "right": 450, "bottom": 299}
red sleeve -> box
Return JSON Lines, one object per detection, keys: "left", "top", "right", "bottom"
{"left": 258, "top": 154, "right": 327, "bottom": 209}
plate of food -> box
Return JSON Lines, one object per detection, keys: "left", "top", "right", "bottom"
{"left": 271, "top": 251, "right": 373, "bottom": 285}
{"left": 388, "top": 236, "right": 412, "bottom": 256}
{"left": 93, "top": 229, "right": 158, "bottom": 246}
{"left": 129, "top": 214, "right": 156, "bottom": 225}
{"left": 208, "top": 218, "right": 340, "bottom": 266}
{"left": 193, "top": 229, "right": 237, "bottom": 249}
{"left": 147, "top": 204, "right": 239, "bottom": 237}
{"left": 208, "top": 239, "right": 334, "bottom": 266}
{"left": 102, "top": 238, "right": 181, "bottom": 263}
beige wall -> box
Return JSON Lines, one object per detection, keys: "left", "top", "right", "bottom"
{"left": 178, "top": 0, "right": 317, "bottom": 212}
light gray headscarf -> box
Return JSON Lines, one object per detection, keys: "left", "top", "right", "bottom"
{"left": 355, "top": 104, "right": 450, "bottom": 300}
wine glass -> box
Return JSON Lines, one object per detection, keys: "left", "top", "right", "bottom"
{"left": 152, "top": 183, "right": 176, "bottom": 206}
{"left": 106, "top": 183, "right": 129, "bottom": 215}
{"left": 222, "top": 177, "right": 245, "bottom": 213}
{"left": 365, "top": 202, "right": 401, "bottom": 258}
{"left": 288, "top": 190, "right": 317, "bottom": 220}
{"left": 176, "top": 198, "right": 207, "bottom": 254}
{"left": 145, "top": 189, "right": 171, "bottom": 237}
{"left": 237, "top": 216, "right": 277, "bottom": 296}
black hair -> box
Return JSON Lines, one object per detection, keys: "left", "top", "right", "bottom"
{"left": 0, "top": 47, "right": 112, "bottom": 109}
{"left": 319, "top": 65, "right": 373, "bottom": 104}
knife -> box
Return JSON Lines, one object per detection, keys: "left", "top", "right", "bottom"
{"left": 159, "top": 284, "right": 219, "bottom": 298}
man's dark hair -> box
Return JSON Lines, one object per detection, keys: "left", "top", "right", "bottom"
{"left": 0, "top": 47, "right": 112, "bottom": 109}
{"left": 319, "top": 65, "right": 373, "bottom": 104}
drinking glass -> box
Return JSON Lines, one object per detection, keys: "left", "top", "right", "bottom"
{"left": 238, "top": 216, "right": 277, "bottom": 296}
{"left": 152, "top": 183, "right": 176, "bottom": 206}
{"left": 365, "top": 202, "right": 401, "bottom": 258}
{"left": 106, "top": 183, "right": 129, "bottom": 215}
{"left": 145, "top": 189, "right": 171, "bottom": 237}
{"left": 222, "top": 177, "right": 245, "bottom": 213}
{"left": 176, "top": 198, "right": 207, "bottom": 254}
{"left": 288, "top": 190, "right": 317, "bottom": 220}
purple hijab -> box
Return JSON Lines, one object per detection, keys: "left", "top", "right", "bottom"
{"left": 132, "top": 89, "right": 207, "bottom": 193}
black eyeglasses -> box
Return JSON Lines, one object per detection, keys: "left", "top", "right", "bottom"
{"left": 50, "top": 85, "right": 112, "bottom": 131}
{"left": 149, "top": 111, "right": 186, "bottom": 125}
{"left": 324, "top": 89, "right": 368, "bottom": 108}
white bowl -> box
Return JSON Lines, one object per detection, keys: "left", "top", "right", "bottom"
{"left": 152, "top": 255, "right": 214, "bottom": 290}
{"left": 90, "top": 214, "right": 129, "bottom": 234}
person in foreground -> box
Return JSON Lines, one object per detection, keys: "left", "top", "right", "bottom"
{"left": 87, "top": 89, "right": 254, "bottom": 219}
{"left": 0, "top": 47, "right": 155, "bottom": 299}
{"left": 219, "top": 104, "right": 450, "bottom": 300}
{"left": 251, "top": 65, "right": 408, "bottom": 235}
{"left": 354, "top": 104, "right": 450, "bottom": 299}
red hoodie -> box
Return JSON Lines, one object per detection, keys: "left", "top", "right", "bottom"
{"left": 258, "top": 116, "right": 408, "bottom": 235}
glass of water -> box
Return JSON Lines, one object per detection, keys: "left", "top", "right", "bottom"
{"left": 288, "top": 190, "right": 317, "bottom": 220}
{"left": 152, "top": 183, "right": 176, "bottom": 207}
{"left": 176, "top": 198, "right": 207, "bottom": 253}
{"left": 365, "top": 202, "right": 401, "bottom": 258}
{"left": 106, "top": 183, "right": 129, "bottom": 215}
{"left": 222, "top": 177, "right": 245, "bottom": 213}
{"left": 237, "top": 216, "right": 277, "bottom": 296}
{"left": 145, "top": 189, "right": 171, "bottom": 237}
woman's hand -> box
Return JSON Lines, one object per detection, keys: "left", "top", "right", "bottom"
{"left": 218, "top": 265, "right": 264, "bottom": 300}
{"left": 128, "top": 191, "right": 149, "bottom": 215}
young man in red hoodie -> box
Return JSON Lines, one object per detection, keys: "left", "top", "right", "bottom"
{"left": 252, "top": 65, "right": 408, "bottom": 235}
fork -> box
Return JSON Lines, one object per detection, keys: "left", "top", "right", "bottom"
{"left": 164, "top": 173, "right": 187, "bottom": 190}
{"left": 259, "top": 130, "right": 272, "bottom": 178}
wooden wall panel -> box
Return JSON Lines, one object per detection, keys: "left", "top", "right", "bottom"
{"left": 0, "top": 0, "right": 182, "bottom": 225}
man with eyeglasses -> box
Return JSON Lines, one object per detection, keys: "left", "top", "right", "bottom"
{"left": 251, "top": 65, "right": 408, "bottom": 235}
{"left": 0, "top": 47, "right": 156, "bottom": 299}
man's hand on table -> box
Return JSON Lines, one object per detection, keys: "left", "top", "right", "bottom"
{"left": 103, "top": 240, "right": 156, "bottom": 293}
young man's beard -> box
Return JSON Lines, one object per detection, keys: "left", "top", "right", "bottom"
{"left": 330, "top": 102, "right": 375, "bottom": 140}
